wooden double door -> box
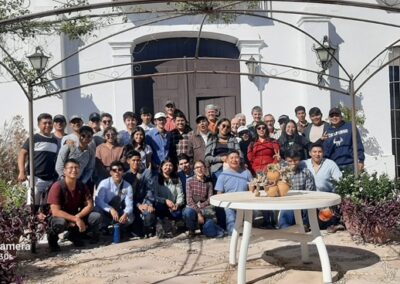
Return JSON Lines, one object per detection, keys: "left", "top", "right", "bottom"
{"left": 133, "top": 38, "right": 241, "bottom": 127}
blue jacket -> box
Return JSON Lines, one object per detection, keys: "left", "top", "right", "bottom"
{"left": 323, "top": 122, "right": 365, "bottom": 166}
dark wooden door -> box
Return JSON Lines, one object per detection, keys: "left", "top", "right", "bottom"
{"left": 133, "top": 38, "right": 240, "bottom": 128}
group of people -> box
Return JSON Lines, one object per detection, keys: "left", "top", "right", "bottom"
{"left": 17, "top": 100, "right": 365, "bottom": 252}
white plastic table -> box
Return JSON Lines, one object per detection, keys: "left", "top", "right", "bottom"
{"left": 210, "top": 190, "right": 341, "bottom": 284}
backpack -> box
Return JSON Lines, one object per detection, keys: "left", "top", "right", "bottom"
{"left": 155, "top": 218, "right": 177, "bottom": 238}
{"left": 40, "top": 179, "right": 85, "bottom": 216}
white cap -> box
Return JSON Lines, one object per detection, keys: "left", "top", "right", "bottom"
{"left": 154, "top": 112, "right": 166, "bottom": 119}
{"left": 237, "top": 126, "right": 249, "bottom": 133}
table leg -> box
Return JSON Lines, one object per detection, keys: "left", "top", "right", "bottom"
{"left": 308, "top": 209, "right": 332, "bottom": 284}
{"left": 238, "top": 210, "right": 253, "bottom": 284}
{"left": 294, "top": 209, "right": 310, "bottom": 263}
{"left": 229, "top": 209, "right": 244, "bottom": 265}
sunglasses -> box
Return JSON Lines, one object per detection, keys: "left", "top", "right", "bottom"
{"left": 220, "top": 124, "right": 231, "bottom": 129}
{"left": 165, "top": 104, "right": 175, "bottom": 108}
{"left": 329, "top": 114, "right": 340, "bottom": 118}
{"left": 257, "top": 126, "right": 266, "bottom": 130}
{"left": 105, "top": 133, "right": 117, "bottom": 138}
{"left": 111, "top": 167, "right": 124, "bottom": 173}
{"left": 102, "top": 120, "right": 112, "bottom": 124}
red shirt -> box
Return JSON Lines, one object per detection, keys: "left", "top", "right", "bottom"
{"left": 165, "top": 116, "right": 176, "bottom": 132}
{"left": 47, "top": 181, "right": 91, "bottom": 215}
{"left": 247, "top": 139, "right": 280, "bottom": 174}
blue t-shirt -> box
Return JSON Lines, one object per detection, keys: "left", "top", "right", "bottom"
{"left": 215, "top": 168, "right": 253, "bottom": 193}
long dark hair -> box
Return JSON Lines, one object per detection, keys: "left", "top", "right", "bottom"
{"left": 130, "top": 127, "right": 146, "bottom": 149}
{"left": 253, "top": 121, "right": 270, "bottom": 141}
{"left": 158, "top": 157, "right": 179, "bottom": 185}
{"left": 279, "top": 120, "right": 302, "bottom": 143}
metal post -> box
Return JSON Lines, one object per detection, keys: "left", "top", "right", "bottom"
{"left": 349, "top": 76, "right": 360, "bottom": 177}
{"left": 28, "top": 82, "right": 37, "bottom": 253}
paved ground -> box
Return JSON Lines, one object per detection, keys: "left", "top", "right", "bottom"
{"left": 18, "top": 230, "right": 400, "bottom": 284}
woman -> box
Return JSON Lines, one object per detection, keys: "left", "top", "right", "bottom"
{"left": 154, "top": 158, "right": 184, "bottom": 237}
{"left": 183, "top": 160, "right": 224, "bottom": 238}
{"left": 123, "top": 127, "right": 152, "bottom": 171}
{"left": 247, "top": 121, "right": 281, "bottom": 175}
{"left": 205, "top": 118, "right": 242, "bottom": 182}
{"left": 95, "top": 126, "right": 124, "bottom": 184}
{"left": 278, "top": 120, "right": 310, "bottom": 160}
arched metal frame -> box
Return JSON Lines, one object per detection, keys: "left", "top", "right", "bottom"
{"left": 1, "top": 0, "right": 400, "bottom": 251}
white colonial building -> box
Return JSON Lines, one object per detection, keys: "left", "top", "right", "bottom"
{"left": 1, "top": 0, "right": 399, "bottom": 177}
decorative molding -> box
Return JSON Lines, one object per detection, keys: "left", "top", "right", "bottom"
{"left": 109, "top": 42, "right": 133, "bottom": 58}
{"left": 237, "top": 40, "right": 267, "bottom": 60}
{"left": 297, "top": 16, "right": 331, "bottom": 27}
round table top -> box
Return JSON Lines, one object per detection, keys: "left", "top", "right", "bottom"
{"left": 210, "top": 190, "right": 341, "bottom": 210}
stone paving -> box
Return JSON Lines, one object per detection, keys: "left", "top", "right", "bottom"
{"left": 18, "top": 230, "right": 400, "bottom": 283}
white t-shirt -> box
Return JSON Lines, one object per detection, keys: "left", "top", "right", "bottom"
{"left": 309, "top": 124, "right": 325, "bottom": 142}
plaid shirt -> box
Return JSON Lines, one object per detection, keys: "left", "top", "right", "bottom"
{"left": 186, "top": 177, "right": 213, "bottom": 213}
{"left": 170, "top": 128, "right": 191, "bottom": 156}
{"left": 290, "top": 165, "right": 316, "bottom": 191}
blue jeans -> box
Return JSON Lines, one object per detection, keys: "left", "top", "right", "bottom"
{"left": 278, "top": 210, "right": 309, "bottom": 229}
{"left": 225, "top": 208, "right": 236, "bottom": 235}
{"left": 183, "top": 207, "right": 224, "bottom": 237}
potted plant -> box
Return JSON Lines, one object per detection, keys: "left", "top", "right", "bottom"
{"left": 335, "top": 171, "right": 400, "bottom": 244}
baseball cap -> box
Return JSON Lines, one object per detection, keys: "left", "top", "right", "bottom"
{"left": 195, "top": 115, "right": 207, "bottom": 123}
{"left": 328, "top": 107, "right": 342, "bottom": 117}
{"left": 88, "top": 112, "right": 101, "bottom": 122}
{"left": 139, "top": 107, "right": 151, "bottom": 115}
{"left": 278, "top": 115, "right": 290, "bottom": 124}
{"left": 237, "top": 125, "right": 249, "bottom": 134}
{"left": 154, "top": 112, "right": 166, "bottom": 120}
{"left": 165, "top": 100, "right": 175, "bottom": 107}
{"left": 53, "top": 114, "right": 66, "bottom": 123}
{"left": 69, "top": 115, "right": 83, "bottom": 122}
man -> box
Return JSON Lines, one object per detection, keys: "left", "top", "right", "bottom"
{"left": 170, "top": 111, "right": 191, "bottom": 156}
{"left": 95, "top": 161, "right": 134, "bottom": 234}
{"left": 278, "top": 149, "right": 316, "bottom": 229}
{"left": 215, "top": 150, "right": 253, "bottom": 235}
{"left": 88, "top": 112, "right": 101, "bottom": 134}
{"left": 295, "top": 106, "right": 309, "bottom": 135}
{"left": 324, "top": 107, "right": 365, "bottom": 172}
{"left": 146, "top": 112, "right": 174, "bottom": 167}
{"left": 18, "top": 113, "right": 58, "bottom": 206}
{"left": 177, "top": 153, "right": 194, "bottom": 197}
{"left": 123, "top": 150, "right": 156, "bottom": 237}
{"left": 187, "top": 115, "right": 211, "bottom": 164}
{"left": 118, "top": 111, "right": 139, "bottom": 146}
{"left": 61, "top": 115, "right": 84, "bottom": 147}
{"left": 47, "top": 158, "right": 101, "bottom": 251}
{"left": 247, "top": 106, "right": 263, "bottom": 136}
{"left": 93, "top": 113, "right": 113, "bottom": 146}
{"left": 264, "top": 114, "right": 281, "bottom": 139}
{"left": 303, "top": 143, "right": 342, "bottom": 193}
{"left": 303, "top": 143, "right": 343, "bottom": 232}
{"left": 52, "top": 114, "right": 67, "bottom": 149}
{"left": 231, "top": 117, "right": 240, "bottom": 137}
{"left": 164, "top": 100, "right": 176, "bottom": 131}
{"left": 55, "top": 126, "right": 95, "bottom": 186}
{"left": 303, "top": 107, "right": 329, "bottom": 143}
{"left": 138, "top": 107, "right": 155, "bottom": 133}
{"left": 205, "top": 104, "right": 218, "bottom": 134}
{"left": 235, "top": 113, "right": 246, "bottom": 126}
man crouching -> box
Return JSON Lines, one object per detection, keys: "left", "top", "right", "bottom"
{"left": 47, "top": 158, "right": 102, "bottom": 252}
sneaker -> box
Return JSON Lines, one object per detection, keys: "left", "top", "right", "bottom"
{"left": 327, "top": 224, "right": 345, "bottom": 234}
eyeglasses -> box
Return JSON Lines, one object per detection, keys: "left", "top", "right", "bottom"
{"left": 111, "top": 167, "right": 124, "bottom": 173}
{"left": 220, "top": 124, "right": 231, "bottom": 129}
{"left": 102, "top": 120, "right": 112, "bottom": 124}
{"left": 80, "top": 134, "right": 93, "bottom": 139}
{"left": 257, "top": 126, "right": 266, "bottom": 130}
{"left": 105, "top": 133, "right": 117, "bottom": 138}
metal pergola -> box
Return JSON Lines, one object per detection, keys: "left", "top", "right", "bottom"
{"left": 1, "top": 0, "right": 400, "bottom": 252}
